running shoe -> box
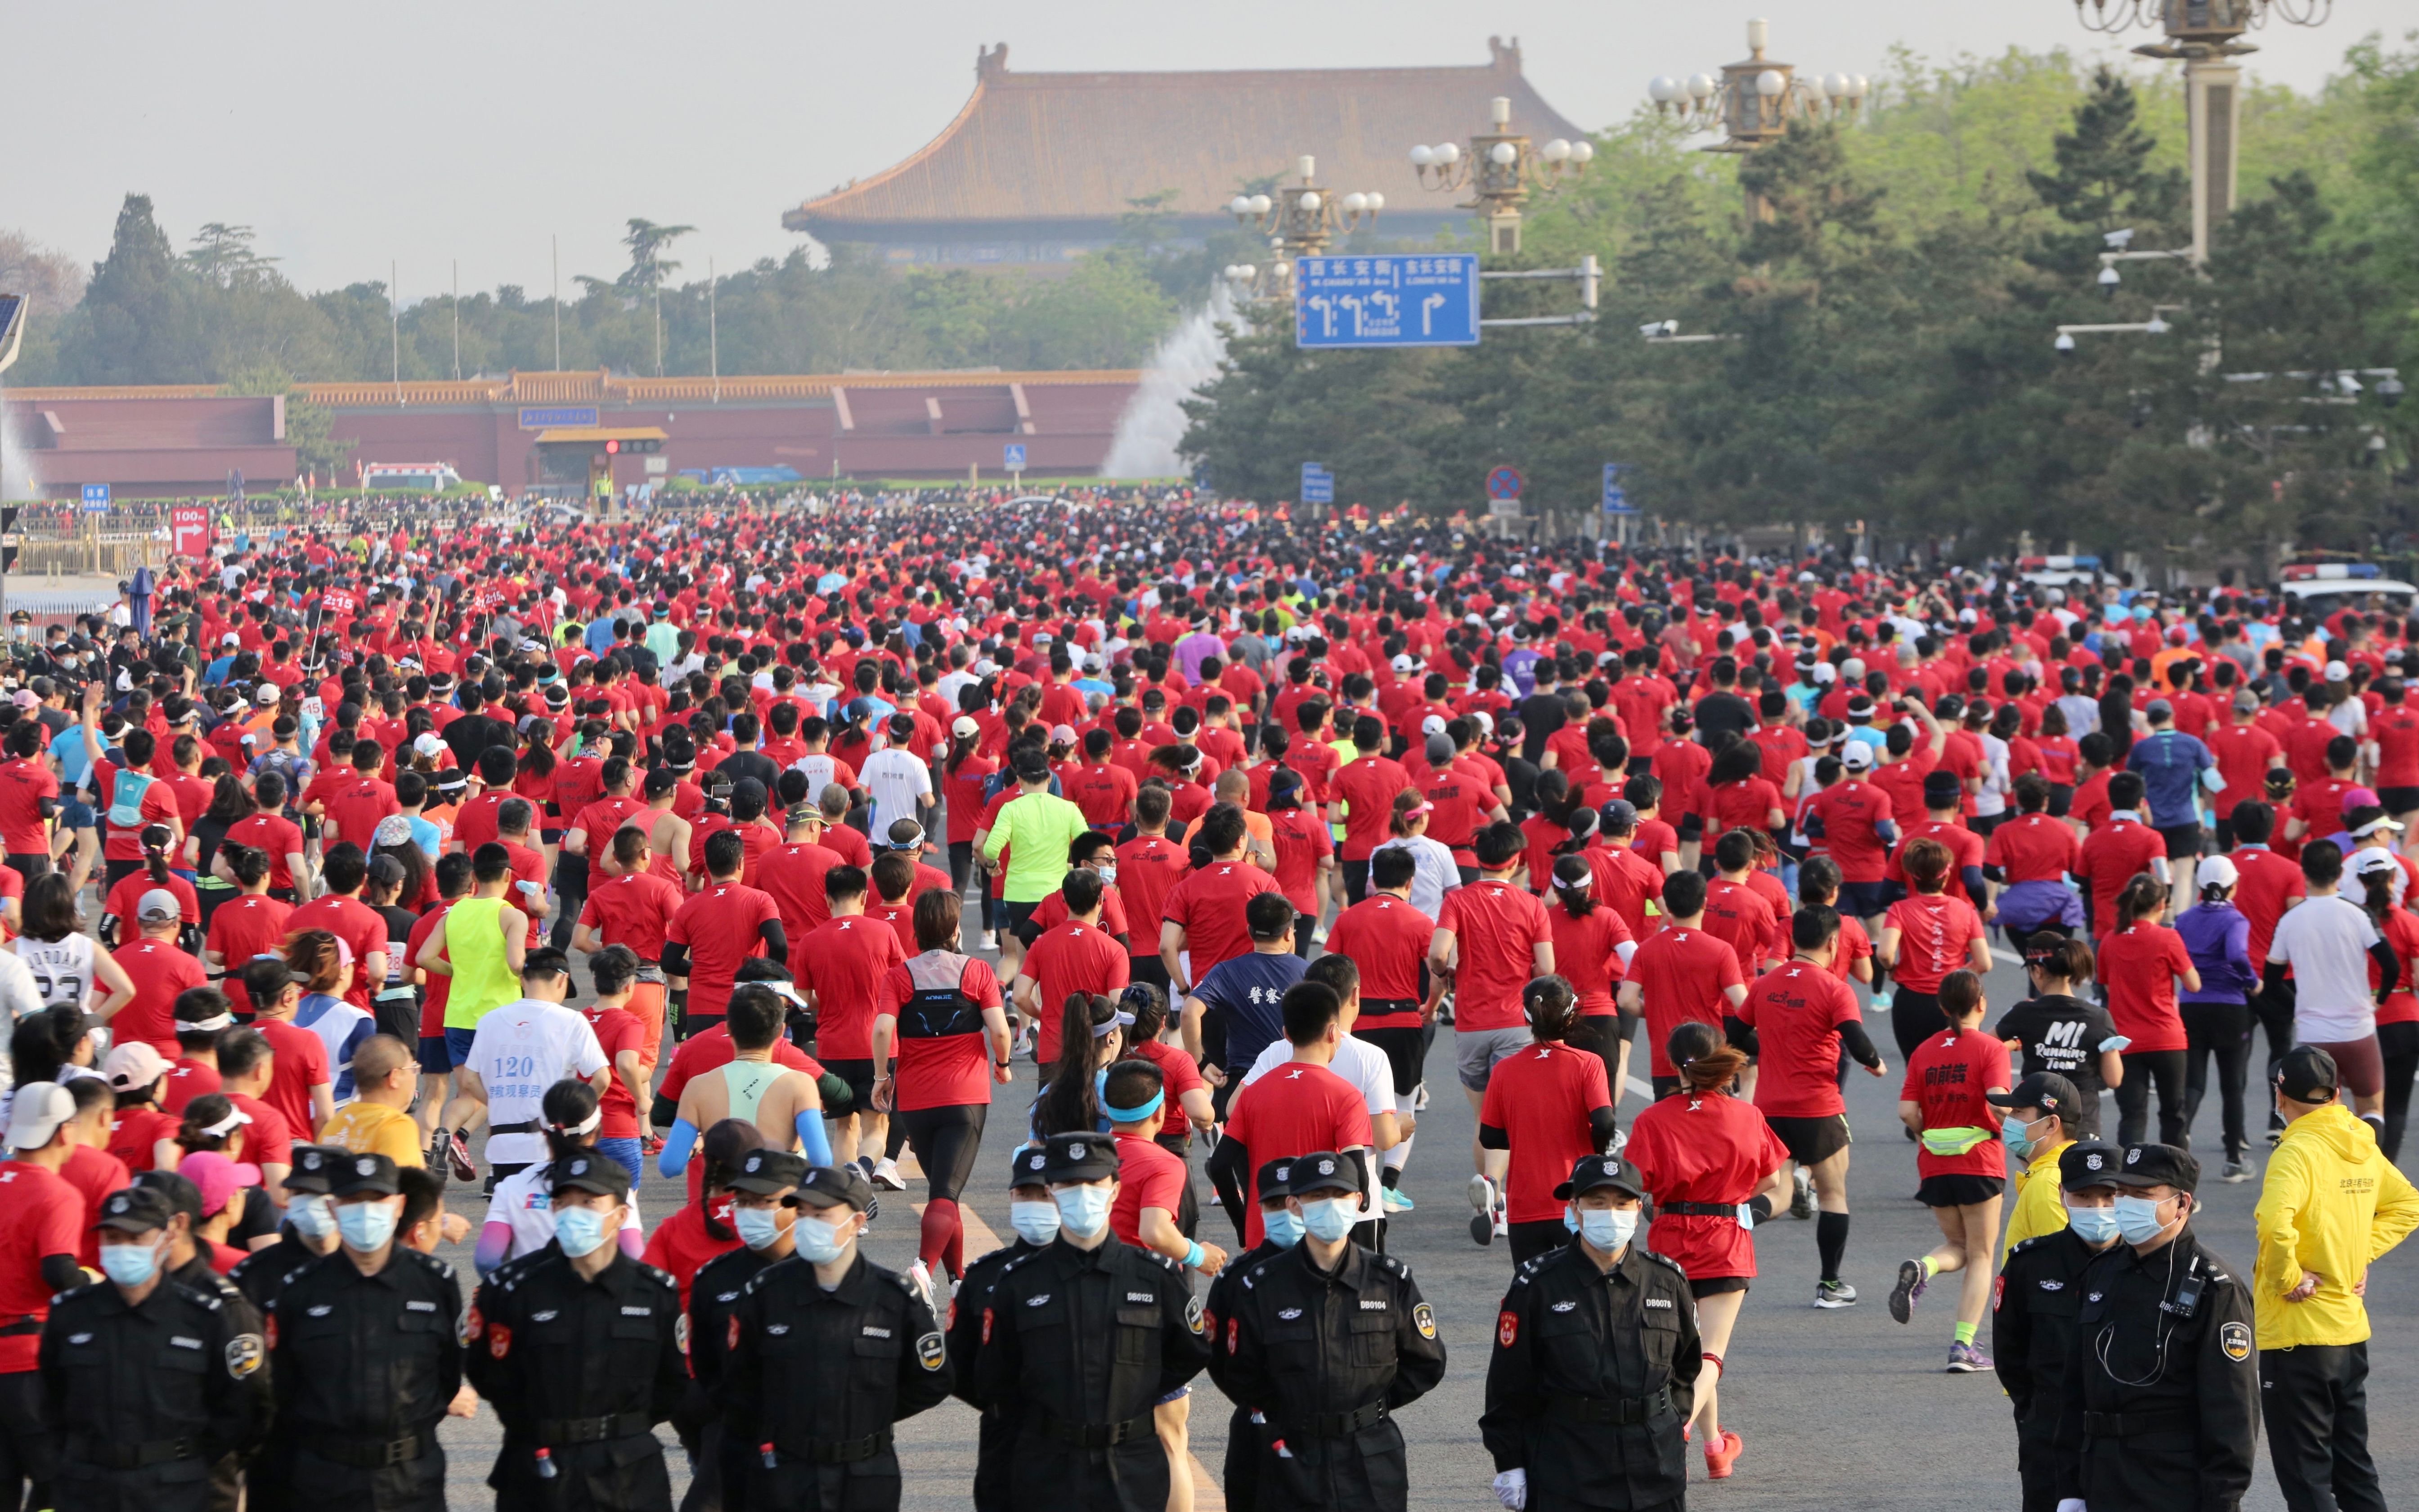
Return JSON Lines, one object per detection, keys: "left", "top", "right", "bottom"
{"left": 1413, "top": 1083, "right": 1430, "bottom": 1113}
{"left": 1011, "top": 1023, "right": 1035, "bottom": 1058}
{"left": 1703, "top": 1428, "right": 1743, "bottom": 1480}
{"left": 1380, "top": 1185, "right": 1415, "bottom": 1214}
{"left": 1468, "top": 1174, "right": 1499, "bottom": 1247}
{"left": 1790, "top": 1167, "right": 1815, "bottom": 1220}
{"left": 1610, "top": 1126, "right": 1628, "bottom": 1156}
{"left": 1814, "top": 1279, "right": 1858, "bottom": 1309}
{"left": 872, "top": 1158, "right": 907, "bottom": 1192}
{"left": 1945, "top": 1342, "right": 1993, "bottom": 1373}
{"left": 906, "top": 1259, "right": 938, "bottom": 1317}
{"left": 444, "top": 1131, "right": 478, "bottom": 1183}
{"left": 1868, "top": 992, "right": 1893, "bottom": 1012}
{"left": 2222, "top": 1161, "right": 2253, "bottom": 1183}
{"left": 1888, "top": 1259, "right": 1928, "bottom": 1324}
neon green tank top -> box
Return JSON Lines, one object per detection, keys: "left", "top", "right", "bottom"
{"left": 721, "top": 1059, "right": 781, "bottom": 1126}
{"left": 442, "top": 896, "right": 521, "bottom": 1029}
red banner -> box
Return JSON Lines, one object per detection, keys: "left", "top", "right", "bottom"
{"left": 170, "top": 506, "right": 212, "bottom": 560}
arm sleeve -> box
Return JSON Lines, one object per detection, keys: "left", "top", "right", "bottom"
{"left": 1839, "top": 1018, "right": 1881, "bottom": 1068}
{"left": 39, "top": 1254, "right": 81, "bottom": 1293}
{"left": 2194, "top": 1276, "right": 2262, "bottom": 1507}
{"left": 1478, "top": 1280, "right": 1537, "bottom": 1471}
{"left": 474, "top": 1222, "right": 513, "bottom": 1279}
{"left": 1588, "top": 1107, "right": 1620, "bottom": 1150}
{"left": 657, "top": 1117, "right": 700, "bottom": 1177}
{"left": 1723, "top": 1015, "right": 1760, "bottom": 1058}
{"left": 760, "top": 919, "right": 788, "bottom": 962}
{"left": 661, "top": 943, "right": 690, "bottom": 978}
{"left": 794, "top": 1111, "right": 833, "bottom": 1166}
{"left": 1477, "top": 1122, "right": 1509, "bottom": 1151}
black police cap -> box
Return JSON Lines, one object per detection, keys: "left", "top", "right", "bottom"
{"left": 796, "top": 1163, "right": 875, "bottom": 1213}
{"left": 1011, "top": 1144, "right": 1053, "bottom": 1189}
{"left": 1037, "top": 1132, "right": 1120, "bottom": 1184}
{"left": 133, "top": 1169, "right": 203, "bottom": 1220}
{"left": 551, "top": 1153, "right": 632, "bottom": 1201}
{"left": 284, "top": 1144, "right": 341, "bottom": 1196}
{"left": 1287, "top": 1150, "right": 1361, "bottom": 1197}
{"left": 2057, "top": 1140, "right": 2124, "bottom": 1190}
{"left": 2109, "top": 1142, "right": 2200, "bottom": 1193}
{"left": 99, "top": 1185, "right": 176, "bottom": 1234}
{"left": 1255, "top": 1158, "right": 1297, "bottom": 1202}
{"left": 728, "top": 1149, "right": 810, "bottom": 1196}
{"left": 1554, "top": 1153, "right": 1645, "bottom": 1202}
{"left": 328, "top": 1152, "right": 402, "bottom": 1198}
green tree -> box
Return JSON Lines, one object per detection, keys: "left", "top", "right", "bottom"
{"left": 63, "top": 193, "right": 204, "bottom": 384}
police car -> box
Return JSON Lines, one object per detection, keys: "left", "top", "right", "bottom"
{"left": 2016, "top": 554, "right": 2102, "bottom": 591}
{"left": 2275, "top": 561, "right": 2418, "bottom": 620}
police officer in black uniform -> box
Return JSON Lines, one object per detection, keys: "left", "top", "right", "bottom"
{"left": 1200, "top": 1158, "right": 1303, "bottom": 1512}
{"left": 949, "top": 1148, "right": 1061, "bottom": 1512}
{"left": 38, "top": 1187, "right": 274, "bottom": 1512}
{"left": 1479, "top": 1153, "right": 1696, "bottom": 1512}
{"left": 261, "top": 1151, "right": 464, "bottom": 1512}
{"left": 968, "top": 1131, "right": 1212, "bottom": 1512}
{"left": 467, "top": 1152, "right": 687, "bottom": 1512}
{"left": 1219, "top": 1149, "right": 1447, "bottom": 1512}
{"left": 681, "top": 1147, "right": 809, "bottom": 1512}
{"left": 1992, "top": 1140, "right": 2123, "bottom": 1512}
{"left": 716, "top": 1162, "right": 952, "bottom": 1512}
{"left": 128, "top": 1167, "right": 264, "bottom": 1512}
{"left": 2053, "top": 1144, "right": 2259, "bottom": 1512}
{"left": 229, "top": 1146, "right": 344, "bottom": 1314}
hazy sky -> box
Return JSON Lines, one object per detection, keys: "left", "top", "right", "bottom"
{"left": 11, "top": 0, "right": 2404, "bottom": 305}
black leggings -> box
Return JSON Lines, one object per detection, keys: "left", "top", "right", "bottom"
{"left": 2379, "top": 1020, "right": 2419, "bottom": 1163}
{"left": 2115, "top": 1049, "right": 2187, "bottom": 1148}
{"left": 2255, "top": 990, "right": 2297, "bottom": 1130}
{"left": 2182, "top": 1002, "right": 2255, "bottom": 1163}
{"left": 1891, "top": 988, "right": 1943, "bottom": 1063}
{"left": 1566, "top": 1015, "right": 1630, "bottom": 1114}
{"left": 1508, "top": 1219, "right": 1572, "bottom": 1268}
{"left": 893, "top": 1102, "right": 987, "bottom": 1203}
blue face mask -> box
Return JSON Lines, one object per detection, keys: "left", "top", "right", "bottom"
{"left": 1009, "top": 1200, "right": 1062, "bottom": 1246}
{"left": 1562, "top": 1206, "right": 1580, "bottom": 1234}
{"left": 733, "top": 1204, "right": 788, "bottom": 1252}
{"left": 1579, "top": 1207, "right": 1638, "bottom": 1253}
{"left": 335, "top": 1199, "right": 399, "bottom": 1252}
{"left": 2003, "top": 1114, "right": 2048, "bottom": 1153}
{"left": 793, "top": 1214, "right": 854, "bottom": 1265}
{"left": 2065, "top": 1205, "right": 2121, "bottom": 1246}
{"left": 552, "top": 1204, "right": 614, "bottom": 1259}
{"left": 2112, "top": 1194, "right": 2173, "bottom": 1246}
{"left": 1261, "top": 1207, "right": 1305, "bottom": 1248}
{"left": 1053, "top": 1183, "right": 1115, "bottom": 1238}
{"left": 1298, "top": 1197, "right": 1357, "bottom": 1243}
{"left": 99, "top": 1238, "right": 162, "bottom": 1287}
{"left": 287, "top": 1194, "right": 337, "bottom": 1241}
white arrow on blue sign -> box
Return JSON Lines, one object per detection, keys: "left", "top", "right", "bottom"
{"left": 82, "top": 484, "right": 111, "bottom": 512}
{"left": 1602, "top": 463, "right": 1636, "bottom": 516}
{"left": 1299, "top": 464, "right": 1334, "bottom": 505}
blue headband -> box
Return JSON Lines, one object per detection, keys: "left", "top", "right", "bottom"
{"left": 1103, "top": 1088, "right": 1165, "bottom": 1124}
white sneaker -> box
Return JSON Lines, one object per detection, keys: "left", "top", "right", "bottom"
{"left": 1467, "top": 1174, "right": 1499, "bottom": 1247}
{"left": 906, "top": 1259, "right": 938, "bottom": 1315}
{"left": 1413, "top": 1083, "right": 1430, "bottom": 1113}
{"left": 872, "top": 1158, "right": 907, "bottom": 1191}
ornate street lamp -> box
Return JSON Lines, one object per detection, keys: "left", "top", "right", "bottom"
{"left": 1408, "top": 96, "right": 1592, "bottom": 256}
{"left": 1223, "top": 156, "right": 1381, "bottom": 303}
{"left": 1647, "top": 21, "right": 1866, "bottom": 220}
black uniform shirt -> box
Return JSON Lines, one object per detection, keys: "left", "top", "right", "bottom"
{"left": 1480, "top": 1243, "right": 1699, "bottom": 1512}
{"left": 716, "top": 1250, "right": 952, "bottom": 1451}
{"left": 1991, "top": 1227, "right": 2105, "bottom": 1426}
{"left": 266, "top": 1245, "right": 464, "bottom": 1442}
{"left": 464, "top": 1243, "right": 687, "bottom": 1442}
{"left": 946, "top": 1237, "right": 1042, "bottom": 1406}
{"left": 40, "top": 1275, "right": 274, "bottom": 1468}
{"left": 2055, "top": 1226, "right": 2259, "bottom": 1510}
{"left": 229, "top": 1229, "right": 331, "bottom": 1316}
{"left": 1219, "top": 1241, "right": 1446, "bottom": 1442}
{"left": 968, "top": 1235, "right": 1210, "bottom": 1426}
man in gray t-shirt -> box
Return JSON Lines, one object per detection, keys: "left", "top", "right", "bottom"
{"left": 2263, "top": 842, "right": 2395, "bottom": 1117}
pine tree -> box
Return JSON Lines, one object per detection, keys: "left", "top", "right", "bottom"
{"left": 67, "top": 194, "right": 204, "bottom": 383}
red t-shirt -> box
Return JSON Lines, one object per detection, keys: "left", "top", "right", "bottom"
{"left": 1548, "top": 903, "right": 1632, "bottom": 1016}
{"left": 1623, "top": 1091, "right": 1788, "bottom": 1279}
{"left": 1738, "top": 961, "right": 1863, "bottom": 1118}
{"left": 2375, "top": 705, "right": 2419, "bottom": 790}
{"left": 1019, "top": 922, "right": 1131, "bottom": 1063}
{"left": 103, "top": 871, "right": 199, "bottom": 933}
{"left": 94, "top": 764, "right": 180, "bottom": 861}
{"left": 1901, "top": 1028, "right": 2013, "bottom": 1179}
{"left": 0, "top": 1161, "right": 83, "bottom": 1369}
{"left": 1700, "top": 879, "right": 1783, "bottom": 974}
{"left": 221, "top": 813, "right": 306, "bottom": 891}
{"left": 1806, "top": 779, "right": 1894, "bottom": 883}
{"left": 1332, "top": 756, "right": 1414, "bottom": 862}
{"left": 666, "top": 881, "right": 782, "bottom": 1023}
{"left": 1884, "top": 893, "right": 1986, "bottom": 994}
{"left": 658, "top": 1027, "right": 821, "bottom": 1107}
{"left": 2209, "top": 723, "right": 2287, "bottom": 813}
{"left": 2096, "top": 923, "right": 2194, "bottom": 1054}
{"left": 113, "top": 938, "right": 208, "bottom": 1054}
{"left": 1984, "top": 812, "right": 2081, "bottom": 884}
{"left": 1162, "top": 861, "right": 1282, "bottom": 982}
{"left": 1221, "top": 1062, "right": 1373, "bottom": 1247}
{"left": 640, "top": 1193, "right": 745, "bottom": 1315}
{"left": 286, "top": 893, "right": 388, "bottom": 1010}
{"left": 1479, "top": 1043, "right": 1612, "bottom": 1223}
{"left": 2229, "top": 845, "right": 2307, "bottom": 968}
{"left": 1108, "top": 1131, "right": 1191, "bottom": 1248}
{"left": 323, "top": 775, "right": 399, "bottom": 852}
{"left": 1064, "top": 762, "right": 1142, "bottom": 829}
{"left": 107, "top": 1104, "right": 179, "bottom": 1173}
{"left": 581, "top": 1005, "right": 648, "bottom": 1136}
{"left": 578, "top": 870, "right": 686, "bottom": 962}
{"left": 1623, "top": 925, "right": 1746, "bottom": 1076}
{"left": 1323, "top": 895, "right": 1435, "bottom": 1024}
{"left": 1266, "top": 808, "right": 1334, "bottom": 912}
{"left": 1436, "top": 880, "right": 1553, "bottom": 1031}
{"left": 1112, "top": 836, "right": 1189, "bottom": 959}
{"left": 254, "top": 1015, "right": 331, "bottom": 1136}
{"left": 2076, "top": 818, "right": 2168, "bottom": 933}
{"left": 792, "top": 913, "right": 908, "bottom": 1060}
{"left": 878, "top": 954, "right": 1005, "bottom": 1109}
{"left": 227, "top": 1092, "right": 294, "bottom": 1170}
{"left": 0, "top": 759, "right": 58, "bottom": 855}
{"left": 63, "top": 1144, "right": 132, "bottom": 1269}
{"left": 159, "top": 1057, "right": 222, "bottom": 1114}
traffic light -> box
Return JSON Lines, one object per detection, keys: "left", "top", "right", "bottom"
{"left": 605, "top": 440, "right": 619, "bottom": 454}
{"left": 604, "top": 438, "right": 661, "bottom": 456}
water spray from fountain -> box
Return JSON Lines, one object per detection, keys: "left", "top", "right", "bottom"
{"left": 1102, "top": 280, "right": 1246, "bottom": 480}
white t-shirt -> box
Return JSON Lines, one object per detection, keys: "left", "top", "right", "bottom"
{"left": 1372, "top": 835, "right": 1461, "bottom": 920}
{"left": 1241, "top": 1033, "right": 1394, "bottom": 1119}
{"left": 2267, "top": 893, "right": 2383, "bottom": 1042}
{"left": 464, "top": 999, "right": 608, "bottom": 1166}
{"left": 861, "top": 748, "right": 933, "bottom": 836}
{"left": 12, "top": 934, "right": 95, "bottom": 1011}
{"left": 483, "top": 1160, "right": 645, "bottom": 1265}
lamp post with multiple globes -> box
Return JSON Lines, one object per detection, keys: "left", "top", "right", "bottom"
{"left": 1646, "top": 19, "right": 1867, "bottom": 220}
{"left": 1406, "top": 95, "right": 1593, "bottom": 256}
{"left": 1221, "top": 155, "right": 1383, "bottom": 304}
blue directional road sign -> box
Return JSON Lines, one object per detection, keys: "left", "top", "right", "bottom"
{"left": 1296, "top": 254, "right": 1480, "bottom": 349}
{"left": 1299, "top": 463, "right": 1334, "bottom": 505}
{"left": 1602, "top": 463, "right": 1636, "bottom": 515}
{"left": 1003, "top": 443, "right": 1027, "bottom": 471}
{"left": 81, "top": 484, "right": 110, "bottom": 512}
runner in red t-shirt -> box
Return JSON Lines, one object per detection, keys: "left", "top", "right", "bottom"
{"left": 792, "top": 866, "right": 907, "bottom": 1183}
{"left": 1475, "top": 979, "right": 1614, "bottom": 1263}
{"left": 1879, "top": 836, "right": 1994, "bottom": 1063}
{"left": 1891, "top": 971, "right": 2012, "bottom": 1370}
{"left": 1431, "top": 828, "right": 1557, "bottom": 1196}
{"left": 664, "top": 834, "right": 786, "bottom": 1036}
{"left": 874, "top": 890, "right": 1011, "bottom": 1281}
{"left": 1616, "top": 871, "right": 1749, "bottom": 1091}
{"left": 1159, "top": 820, "right": 1280, "bottom": 994}
{"left": 2073, "top": 773, "right": 2172, "bottom": 939}
{"left": 1209, "top": 1009, "right": 1373, "bottom": 1248}
{"left": 2095, "top": 874, "right": 2200, "bottom": 1147}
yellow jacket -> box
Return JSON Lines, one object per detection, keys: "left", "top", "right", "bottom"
{"left": 2253, "top": 1102, "right": 2419, "bottom": 1347}
{"left": 2002, "top": 1137, "right": 2074, "bottom": 1259}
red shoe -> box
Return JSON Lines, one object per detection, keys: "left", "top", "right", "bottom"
{"left": 1704, "top": 1428, "right": 1742, "bottom": 1480}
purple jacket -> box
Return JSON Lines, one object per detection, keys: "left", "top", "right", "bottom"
{"left": 2176, "top": 900, "right": 2256, "bottom": 1003}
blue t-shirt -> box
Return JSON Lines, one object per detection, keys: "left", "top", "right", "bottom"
{"left": 49, "top": 725, "right": 93, "bottom": 788}
{"left": 2126, "top": 730, "right": 2214, "bottom": 828}
{"left": 1193, "top": 951, "right": 1310, "bottom": 1074}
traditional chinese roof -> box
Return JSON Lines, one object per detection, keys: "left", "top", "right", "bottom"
{"left": 785, "top": 38, "right": 1589, "bottom": 241}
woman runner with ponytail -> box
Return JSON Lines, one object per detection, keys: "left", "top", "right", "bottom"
{"left": 477, "top": 1078, "right": 645, "bottom": 1276}
{"left": 1546, "top": 854, "right": 1637, "bottom": 1108}
{"left": 1888, "top": 969, "right": 2012, "bottom": 1371}
{"left": 1619, "top": 1022, "right": 1791, "bottom": 1481}
{"left": 99, "top": 821, "right": 200, "bottom": 952}
{"left": 1476, "top": 975, "right": 1619, "bottom": 1264}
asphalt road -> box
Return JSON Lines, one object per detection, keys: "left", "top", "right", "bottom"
{"left": 426, "top": 929, "right": 2419, "bottom": 1511}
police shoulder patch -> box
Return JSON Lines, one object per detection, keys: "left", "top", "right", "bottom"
{"left": 1185, "top": 1296, "right": 1204, "bottom": 1333}
{"left": 2220, "top": 1321, "right": 2252, "bottom": 1362}
{"left": 1412, "top": 1302, "right": 1436, "bottom": 1340}
{"left": 225, "top": 1333, "right": 265, "bottom": 1379}
{"left": 917, "top": 1331, "right": 946, "bottom": 1370}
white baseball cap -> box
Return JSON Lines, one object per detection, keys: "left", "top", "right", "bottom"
{"left": 2196, "top": 854, "right": 2239, "bottom": 890}
{"left": 1841, "top": 740, "right": 1876, "bottom": 770}
{"left": 2325, "top": 660, "right": 2351, "bottom": 682}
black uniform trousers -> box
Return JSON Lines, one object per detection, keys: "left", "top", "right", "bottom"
{"left": 2260, "top": 1342, "right": 2385, "bottom": 1512}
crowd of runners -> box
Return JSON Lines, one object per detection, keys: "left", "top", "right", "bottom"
{"left": 0, "top": 492, "right": 2411, "bottom": 1512}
